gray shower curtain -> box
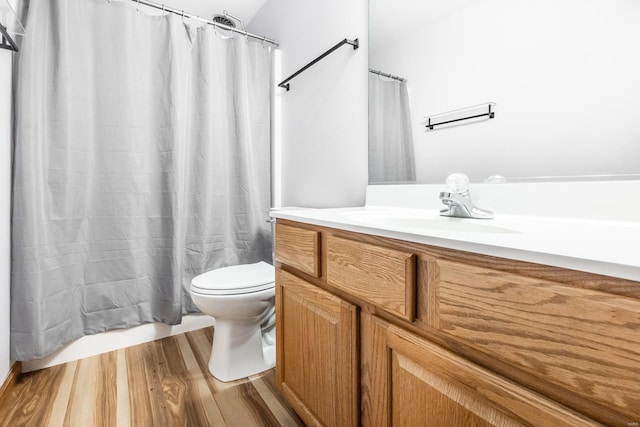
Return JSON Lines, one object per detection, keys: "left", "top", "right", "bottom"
{"left": 368, "top": 73, "right": 416, "bottom": 182}
{"left": 11, "top": 0, "right": 272, "bottom": 361}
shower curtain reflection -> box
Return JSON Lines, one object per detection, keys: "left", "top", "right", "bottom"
{"left": 368, "top": 73, "right": 416, "bottom": 182}
{"left": 11, "top": 0, "right": 272, "bottom": 361}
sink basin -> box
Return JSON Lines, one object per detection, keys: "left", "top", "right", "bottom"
{"left": 339, "top": 210, "right": 518, "bottom": 234}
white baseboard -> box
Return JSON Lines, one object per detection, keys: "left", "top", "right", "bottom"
{"left": 22, "top": 314, "right": 215, "bottom": 373}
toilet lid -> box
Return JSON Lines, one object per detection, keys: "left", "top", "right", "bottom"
{"left": 190, "top": 261, "right": 275, "bottom": 295}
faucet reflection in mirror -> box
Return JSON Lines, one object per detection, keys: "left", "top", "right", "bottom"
{"left": 368, "top": 71, "right": 415, "bottom": 183}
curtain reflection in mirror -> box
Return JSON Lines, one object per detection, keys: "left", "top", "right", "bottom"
{"left": 368, "top": 73, "right": 416, "bottom": 183}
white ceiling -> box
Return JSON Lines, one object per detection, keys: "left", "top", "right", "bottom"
{"left": 150, "top": 0, "right": 267, "bottom": 25}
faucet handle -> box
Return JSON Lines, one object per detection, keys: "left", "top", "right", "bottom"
{"left": 445, "top": 173, "right": 470, "bottom": 196}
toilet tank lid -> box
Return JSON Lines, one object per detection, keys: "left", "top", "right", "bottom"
{"left": 191, "top": 261, "right": 275, "bottom": 292}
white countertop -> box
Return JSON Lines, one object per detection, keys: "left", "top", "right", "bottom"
{"left": 271, "top": 182, "right": 640, "bottom": 282}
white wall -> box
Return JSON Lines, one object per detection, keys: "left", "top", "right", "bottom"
{"left": 370, "top": 0, "right": 640, "bottom": 183}
{"left": 249, "top": 0, "right": 369, "bottom": 208}
{"left": 0, "top": 47, "right": 12, "bottom": 383}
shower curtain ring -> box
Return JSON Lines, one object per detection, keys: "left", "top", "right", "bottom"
{"left": 136, "top": 0, "right": 140, "bottom": 12}
{"left": 162, "top": 4, "right": 165, "bottom": 13}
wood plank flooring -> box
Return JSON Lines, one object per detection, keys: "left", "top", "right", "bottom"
{"left": 0, "top": 327, "right": 305, "bottom": 427}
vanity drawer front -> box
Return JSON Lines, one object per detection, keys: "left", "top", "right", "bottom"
{"left": 275, "top": 222, "right": 321, "bottom": 278}
{"left": 433, "top": 259, "right": 640, "bottom": 424}
{"left": 327, "top": 235, "right": 416, "bottom": 321}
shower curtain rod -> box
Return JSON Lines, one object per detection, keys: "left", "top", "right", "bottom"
{"left": 120, "top": 0, "right": 279, "bottom": 47}
{"left": 369, "top": 68, "right": 406, "bottom": 83}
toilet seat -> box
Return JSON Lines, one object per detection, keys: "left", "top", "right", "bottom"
{"left": 191, "top": 261, "right": 275, "bottom": 296}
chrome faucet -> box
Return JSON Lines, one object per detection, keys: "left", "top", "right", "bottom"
{"left": 439, "top": 173, "right": 493, "bottom": 219}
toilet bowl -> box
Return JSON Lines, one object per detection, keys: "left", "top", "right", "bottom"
{"left": 190, "top": 261, "right": 276, "bottom": 382}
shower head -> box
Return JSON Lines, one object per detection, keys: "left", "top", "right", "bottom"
{"left": 215, "top": 10, "right": 245, "bottom": 33}
{"left": 211, "top": 14, "right": 236, "bottom": 28}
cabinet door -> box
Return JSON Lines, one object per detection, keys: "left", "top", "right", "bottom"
{"left": 276, "top": 268, "right": 359, "bottom": 427}
{"left": 360, "top": 314, "right": 601, "bottom": 427}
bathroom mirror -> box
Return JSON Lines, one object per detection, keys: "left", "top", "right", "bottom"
{"left": 369, "top": 0, "right": 640, "bottom": 184}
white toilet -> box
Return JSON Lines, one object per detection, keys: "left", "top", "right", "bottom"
{"left": 190, "top": 261, "right": 276, "bottom": 382}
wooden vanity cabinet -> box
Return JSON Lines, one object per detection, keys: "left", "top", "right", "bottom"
{"left": 274, "top": 219, "right": 640, "bottom": 426}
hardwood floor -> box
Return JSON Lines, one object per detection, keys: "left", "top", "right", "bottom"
{"left": 0, "top": 327, "right": 305, "bottom": 427}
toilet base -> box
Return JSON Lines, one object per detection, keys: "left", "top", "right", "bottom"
{"left": 209, "top": 319, "right": 276, "bottom": 382}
